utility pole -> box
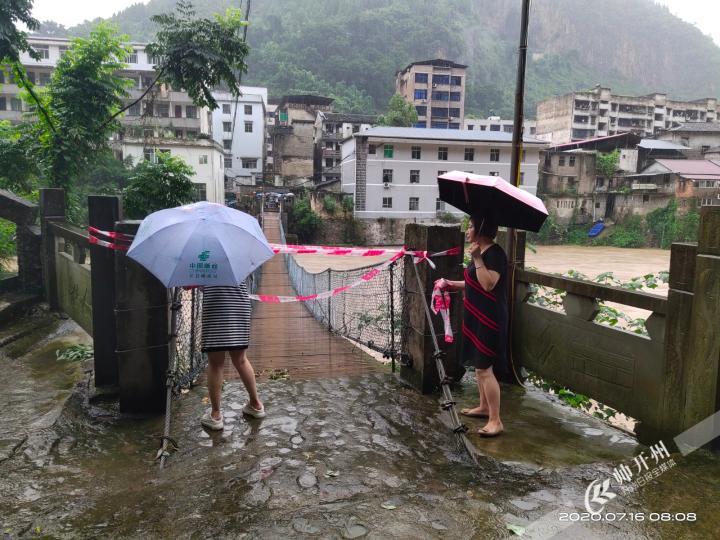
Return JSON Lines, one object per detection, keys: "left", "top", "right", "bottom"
{"left": 505, "top": 0, "right": 531, "bottom": 385}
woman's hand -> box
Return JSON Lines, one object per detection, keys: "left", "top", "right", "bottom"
{"left": 469, "top": 243, "right": 485, "bottom": 267}
{"left": 436, "top": 278, "right": 451, "bottom": 290}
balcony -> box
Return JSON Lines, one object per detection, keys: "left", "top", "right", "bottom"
{"left": 323, "top": 132, "right": 344, "bottom": 141}
{"left": 632, "top": 183, "right": 658, "bottom": 191}
{"left": 322, "top": 148, "right": 340, "bottom": 158}
{"left": 323, "top": 165, "right": 340, "bottom": 175}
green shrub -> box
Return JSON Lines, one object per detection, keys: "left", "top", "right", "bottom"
{"left": 287, "top": 197, "right": 322, "bottom": 243}
{"left": 342, "top": 216, "right": 365, "bottom": 245}
{"left": 322, "top": 195, "right": 337, "bottom": 215}
{"left": 606, "top": 215, "right": 646, "bottom": 248}
{"left": 0, "top": 219, "right": 16, "bottom": 273}
{"left": 342, "top": 196, "right": 354, "bottom": 214}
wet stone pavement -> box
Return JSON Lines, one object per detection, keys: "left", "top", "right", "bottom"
{"left": 2, "top": 318, "right": 720, "bottom": 539}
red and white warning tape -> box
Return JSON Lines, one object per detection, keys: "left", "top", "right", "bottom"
{"left": 87, "top": 226, "right": 131, "bottom": 251}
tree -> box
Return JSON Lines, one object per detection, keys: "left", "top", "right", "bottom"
{"left": 0, "top": 0, "right": 40, "bottom": 61}
{"left": 378, "top": 93, "right": 418, "bottom": 127}
{"left": 595, "top": 149, "right": 620, "bottom": 180}
{"left": 123, "top": 153, "right": 197, "bottom": 219}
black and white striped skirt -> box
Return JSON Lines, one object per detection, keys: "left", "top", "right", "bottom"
{"left": 201, "top": 283, "right": 252, "bottom": 352}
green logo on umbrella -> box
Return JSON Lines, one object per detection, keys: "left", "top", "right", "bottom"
{"left": 198, "top": 250, "right": 210, "bottom": 262}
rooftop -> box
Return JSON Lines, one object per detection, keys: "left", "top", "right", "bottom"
{"left": 663, "top": 122, "right": 720, "bottom": 133}
{"left": 653, "top": 159, "right": 720, "bottom": 179}
{"left": 549, "top": 132, "right": 641, "bottom": 152}
{"left": 322, "top": 112, "right": 378, "bottom": 124}
{"left": 398, "top": 58, "right": 467, "bottom": 73}
{"left": 278, "top": 94, "right": 334, "bottom": 108}
{"left": 637, "top": 139, "right": 689, "bottom": 151}
{"left": 355, "top": 126, "right": 546, "bottom": 145}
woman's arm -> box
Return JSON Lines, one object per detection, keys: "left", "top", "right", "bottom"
{"left": 473, "top": 256, "right": 500, "bottom": 292}
{"left": 437, "top": 278, "right": 464, "bottom": 290}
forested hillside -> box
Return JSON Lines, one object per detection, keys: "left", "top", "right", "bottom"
{"left": 36, "top": 0, "right": 720, "bottom": 116}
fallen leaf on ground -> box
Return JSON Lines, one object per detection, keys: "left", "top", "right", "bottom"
{"left": 506, "top": 523, "right": 525, "bottom": 536}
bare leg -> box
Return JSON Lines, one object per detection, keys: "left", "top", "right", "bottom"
{"left": 477, "top": 366, "right": 503, "bottom": 434}
{"left": 206, "top": 351, "right": 226, "bottom": 421}
{"left": 461, "top": 369, "right": 488, "bottom": 416}
{"left": 230, "top": 349, "right": 262, "bottom": 410}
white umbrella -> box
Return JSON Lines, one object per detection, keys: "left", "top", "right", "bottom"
{"left": 127, "top": 201, "right": 274, "bottom": 287}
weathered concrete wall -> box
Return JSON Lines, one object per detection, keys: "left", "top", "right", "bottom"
{"left": 55, "top": 249, "right": 93, "bottom": 335}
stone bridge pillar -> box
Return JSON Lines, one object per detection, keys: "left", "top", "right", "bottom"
{"left": 114, "top": 220, "right": 169, "bottom": 414}
{"left": 401, "top": 223, "right": 465, "bottom": 393}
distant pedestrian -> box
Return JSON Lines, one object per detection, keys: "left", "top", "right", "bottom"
{"left": 437, "top": 214, "right": 508, "bottom": 437}
{"left": 200, "top": 283, "right": 265, "bottom": 430}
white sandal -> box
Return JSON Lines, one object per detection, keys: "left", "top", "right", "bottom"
{"left": 242, "top": 403, "right": 266, "bottom": 418}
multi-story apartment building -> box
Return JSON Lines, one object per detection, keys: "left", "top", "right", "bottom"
{"left": 341, "top": 126, "right": 547, "bottom": 219}
{"left": 395, "top": 59, "right": 467, "bottom": 130}
{"left": 270, "top": 94, "right": 334, "bottom": 186}
{"left": 313, "top": 112, "right": 377, "bottom": 188}
{"left": 536, "top": 86, "right": 720, "bottom": 145}
{"left": 264, "top": 100, "right": 278, "bottom": 183}
{"left": 211, "top": 87, "right": 267, "bottom": 188}
{"left": 464, "top": 116, "right": 536, "bottom": 136}
{"left": 2, "top": 36, "right": 226, "bottom": 203}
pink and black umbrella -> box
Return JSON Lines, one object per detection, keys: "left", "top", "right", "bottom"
{"left": 437, "top": 171, "right": 548, "bottom": 232}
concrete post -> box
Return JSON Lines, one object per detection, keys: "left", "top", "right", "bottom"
{"left": 89, "top": 196, "right": 122, "bottom": 387}
{"left": 39, "top": 188, "right": 66, "bottom": 309}
{"left": 682, "top": 207, "right": 720, "bottom": 434}
{"left": 401, "top": 223, "right": 464, "bottom": 393}
{"left": 114, "top": 220, "right": 169, "bottom": 414}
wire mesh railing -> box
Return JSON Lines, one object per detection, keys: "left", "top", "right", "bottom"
{"left": 172, "top": 287, "right": 205, "bottom": 391}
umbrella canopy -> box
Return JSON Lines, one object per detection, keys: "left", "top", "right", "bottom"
{"left": 437, "top": 171, "right": 548, "bottom": 232}
{"left": 127, "top": 201, "right": 274, "bottom": 287}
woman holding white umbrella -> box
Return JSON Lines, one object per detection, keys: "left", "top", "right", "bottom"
{"left": 126, "top": 201, "right": 275, "bottom": 431}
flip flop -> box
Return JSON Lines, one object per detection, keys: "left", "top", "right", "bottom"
{"left": 460, "top": 408, "right": 489, "bottom": 418}
{"left": 478, "top": 428, "right": 504, "bottom": 438}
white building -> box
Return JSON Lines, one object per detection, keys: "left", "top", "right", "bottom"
{"left": 464, "top": 116, "right": 536, "bottom": 136}
{"left": 2, "top": 36, "right": 226, "bottom": 202}
{"left": 314, "top": 112, "right": 377, "bottom": 187}
{"left": 211, "top": 87, "right": 267, "bottom": 188}
{"left": 341, "top": 127, "right": 547, "bottom": 219}
{"left": 265, "top": 101, "right": 278, "bottom": 181}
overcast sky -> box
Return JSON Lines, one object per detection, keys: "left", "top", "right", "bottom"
{"left": 30, "top": 0, "right": 720, "bottom": 47}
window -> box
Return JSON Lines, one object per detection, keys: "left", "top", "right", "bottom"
{"left": 382, "top": 197, "right": 392, "bottom": 209}
{"left": 224, "top": 156, "right": 233, "bottom": 168}
{"left": 35, "top": 45, "right": 50, "bottom": 59}
{"left": 175, "top": 129, "right": 183, "bottom": 139}
{"left": 489, "top": 171, "right": 499, "bottom": 176}
{"left": 0, "top": 97, "right": 5, "bottom": 110}
{"left": 244, "top": 121, "right": 253, "bottom": 133}
{"left": 223, "top": 139, "right": 232, "bottom": 151}
{"left": 437, "top": 170, "right": 447, "bottom": 177}
{"left": 449, "top": 123, "right": 461, "bottom": 129}
{"left": 595, "top": 202, "right": 601, "bottom": 209}
{"left": 223, "top": 121, "right": 232, "bottom": 133}
{"left": 125, "top": 50, "right": 138, "bottom": 63}
{"left": 432, "top": 107, "right": 448, "bottom": 118}
{"left": 383, "top": 169, "right": 393, "bottom": 183}
{"left": 411, "top": 146, "right": 422, "bottom": 159}
{"left": 449, "top": 108, "right": 460, "bottom": 117}
{"left": 450, "top": 92, "right": 462, "bottom": 102}
{"left": 143, "top": 149, "right": 154, "bottom": 162}
{"left": 368, "top": 144, "right": 376, "bottom": 155}
{"left": 143, "top": 128, "right": 154, "bottom": 138}
{"left": 128, "top": 102, "right": 141, "bottom": 116}
{"left": 480, "top": 125, "right": 487, "bottom": 131}
{"left": 410, "top": 170, "right": 420, "bottom": 183}
{"left": 142, "top": 76, "right": 154, "bottom": 89}
{"left": 242, "top": 158, "right": 258, "bottom": 169}
{"left": 467, "top": 125, "right": 474, "bottom": 131}
{"left": 222, "top": 104, "right": 231, "bottom": 114}
{"left": 174, "top": 105, "right": 182, "bottom": 118}
{"left": 464, "top": 148, "right": 474, "bottom": 161}
{"left": 432, "top": 74, "right": 450, "bottom": 85}
{"left": 199, "top": 155, "right": 208, "bottom": 165}
{"left": 186, "top": 130, "right": 198, "bottom": 139}
{"left": 10, "top": 98, "right": 22, "bottom": 112}
{"left": 244, "top": 105, "right": 253, "bottom": 115}
{"left": 569, "top": 156, "right": 576, "bottom": 166}
{"left": 414, "top": 89, "right": 427, "bottom": 100}
{"left": 450, "top": 75, "right": 462, "bottom": 86}
{"left": 325, "top": 158, "right": 334, "bottom": 167}
{"left": 148, "top": 55, "right": 162, "bottom": 65}
{"left": 39, "top": 72, "right": 50, "bottom": 86}
{"left": 702, "top": 145, "right": 710, "bottom": 153}
{"left": 431, "top": 91, "right": 449, "bottom": 101}
{"left": 409, "top": 197, "right": 419, "bottom": 211}
{"left": 436, "top": 198, "right": 446, "bottom": 211}
{"left": 352, "top": 124, "right": 360, "bottom": 133}
{"left": 157, "top": 103, "right": 169, "bottom": 117}
{"left": 519, "top": 172, "right": 525, "bottom": 185}
{"left": 438, "top": 147, "right": 448, "bottom": 160}
{"left": 503, "top": 125, "right": 513, "bottom": 133}
{"left": 643, "top": 194, "right": 650, "bottom": 203}
{"left": 186, "top": 105, "right": 197, "bottom": 119}
{"left": 58, "top": 46, "right": 68, "bottom": 56}
{"left": 490, "top": 148, "right": 500, "bottom": 162}
{"left": 383, "top": 144, "right": 394, "bottom": 158}
{"left": 558, "top": 156, "right": 566, "bottom": 166}
{"left": 431, "top": 121, "right": 448, "bottom": 129}
{"left": 490, "top": 124, "right": 500, "bottom": 131}
{"left": 415, "top": 105, "right": 427, "bottom": 116}
{"left": 26, "top": 71, "right": 35, "bottom": 84}
{"left": 414, "top": 72, "right": 428, "bottom": 83}
{"left": 414, "top": 121, "right": 427, "bottom": 128}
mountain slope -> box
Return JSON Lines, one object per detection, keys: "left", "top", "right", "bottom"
{"left": 36, "top": 0, "right": 720, "bottom": 116}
